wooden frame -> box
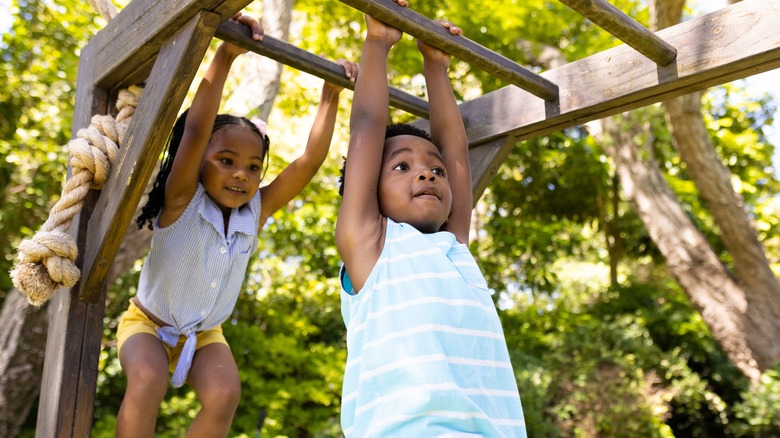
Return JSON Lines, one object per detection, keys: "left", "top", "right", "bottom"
{"left": 36, "top": 0, "right": 780, "bottom": 435}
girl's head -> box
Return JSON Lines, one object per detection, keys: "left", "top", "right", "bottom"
{"left": 339, "top": 123, "right": 452, "bottom": 233}
{"left": 136, "top": 110, "right": 271, "bottom": 229}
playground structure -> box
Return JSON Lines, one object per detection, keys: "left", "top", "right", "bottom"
{"left": 32, "top": 0, "right": 780, "bottom": 436}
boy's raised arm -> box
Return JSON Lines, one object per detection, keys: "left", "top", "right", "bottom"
{"left": 418, "top": 21, "right": 471, "bottom": 243}
{"left": 336, "top": 10, "right": 405, "bottom": 290}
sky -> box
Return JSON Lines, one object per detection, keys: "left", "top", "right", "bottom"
{"left": 0, "top": 0, "right": 777, "bottom": 171}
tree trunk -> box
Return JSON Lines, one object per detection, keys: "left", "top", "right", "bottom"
{"left": 652, "top": 0, "right": 780, "bottom": 372}
{"left": 662, "top": 93, "right": 780, "bottom": 371}
{"left": 0, "top": 291, "right": 48, "bottom": 438}
{"left": 599, "top": 115, "right": 762, "bottom": 381}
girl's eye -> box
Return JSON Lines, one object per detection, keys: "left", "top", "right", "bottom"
{"left": 220, "top": 158, "right": 233, "bottom": 165}
{"left": 392, "top": 163, "right": 409, "bottom": 171}
{"left": 433, "top": 167, "right": 445, "bottom": 176}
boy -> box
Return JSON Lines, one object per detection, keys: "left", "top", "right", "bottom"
{"left": 335, "top": 4, "right": 526, "bottom": 436}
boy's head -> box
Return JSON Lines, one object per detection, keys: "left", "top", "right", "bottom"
{"left": 340, "top": 123, "right": 452, "bottom": 233}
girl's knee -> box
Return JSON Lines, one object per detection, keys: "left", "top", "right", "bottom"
{"left": 126, "top": 362, "right": 169, "bottom": 398}
{"left": 200, "top": 376, "right": 241, "bottom": 412}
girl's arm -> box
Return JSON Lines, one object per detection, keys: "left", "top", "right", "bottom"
{"left": 257, "top": 59, "right": 358, "bottom": 229}
{"left": 335, "top": 6, "right": 407, "bottom": 293}
{"left": 158, "top": 14, "right": 263, "bottom": 227}
{"left": 417, "top": 21, "right": 471, "bottom": 244}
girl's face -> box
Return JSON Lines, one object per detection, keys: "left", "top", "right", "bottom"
{"left": 200, "top": 125, "right": 265, "bottom": 213}
{"left": 378, "top": 135, "right": 452, "bottom": 233}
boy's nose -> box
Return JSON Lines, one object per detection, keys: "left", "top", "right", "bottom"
{"left": 418, "top": 171, "right": 435, "bottom": 182}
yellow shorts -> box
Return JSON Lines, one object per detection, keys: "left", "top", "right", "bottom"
{"left": 117, "top": 301, "right": 227, "bottom": 373}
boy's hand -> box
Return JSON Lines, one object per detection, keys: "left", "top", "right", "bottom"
{"left": 366, "top": 15, "right": 403, "bottom": 46}
{"left": 365, "top": 0, "right": 407, "bottom": 47}
{"left": 324, "top": 59, "right": 360, "bottom": 94}
{"left": 223, "top": 12, "right": 264, "bottom": 55}
{"left": 417, "top": 20, "right": 462, "bottom": 66}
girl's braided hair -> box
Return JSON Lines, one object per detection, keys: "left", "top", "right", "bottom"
{"left": 338, "top": 123, "right": 432, "bottom": 196}
{"left": 136, "top": 109, "right": 270, "bottom": 230}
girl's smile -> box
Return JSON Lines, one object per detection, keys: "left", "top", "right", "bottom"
{"left": 200, "top": 126, "right": 266, "bottom": 213}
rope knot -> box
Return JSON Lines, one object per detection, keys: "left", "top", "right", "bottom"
{"left": 11, "top": 84, "right": 143, "bottom": 306}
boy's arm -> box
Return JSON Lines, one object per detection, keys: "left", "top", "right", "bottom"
{"left": 258, "top": 59, "right": 357, "bottom": 229}
{"left": 335, "top": 10, "right": 406, "bottom": 292}
{"left": 418, "top": 21, "right": 471, "bottom": 243}
{"left": 161, "top": 14, "right": 263, "bottom": 226}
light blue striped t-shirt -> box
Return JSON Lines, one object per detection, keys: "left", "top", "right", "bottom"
{"left": 339, "top": 219, "right": 526, "bottom": 437}
{"left": 136, "top": 183, "right": 261, "bottom": 386}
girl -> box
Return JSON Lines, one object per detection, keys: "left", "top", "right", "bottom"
{"left": 116, "top": 13, "right": 357, "bottom": 437}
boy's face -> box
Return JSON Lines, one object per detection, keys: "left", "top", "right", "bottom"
{"left": 200, "top": 125, "right": 265, "bottom": 213}
{"left": 378, "top": 135, "right": 452, "bottom": 233}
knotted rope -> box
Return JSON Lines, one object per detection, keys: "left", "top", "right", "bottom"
{"left": 11, "top": 85, "right": 144, "bottom": 306}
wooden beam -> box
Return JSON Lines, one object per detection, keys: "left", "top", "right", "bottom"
{"left": 458, "top": 0, "right": 780, "bottom": 147}
{"left": 35, "top": 41, "right": 109, "bottom": 438}
{"left": 89, "top": 0, "right": 251, "bottom": 89}
{"left": 559, "top": 0, "right": 677, "bottom": 66}
{"left": 467, "top": 137, "right": 517, "bottom": 202}
{"left": 338, "top": 0, "right": 559, "bottom": 101}
{"left": 215, "top": 20, "right": 431, "bottom": 118}
{"left": 79, "top": 12, "right": 221, "bottom": 302}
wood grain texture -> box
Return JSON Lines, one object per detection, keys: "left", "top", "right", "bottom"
{"left": 457, "top": 0, "right": 780, "bottom": 147}
{"left": 560, "top": 0, "right": 677, "bottom": 65}
{"left": 338, "top": 0, "right": 559, "bottom": 100}
{"left": 89, "top": 0, "right": 251, "bottom": 89}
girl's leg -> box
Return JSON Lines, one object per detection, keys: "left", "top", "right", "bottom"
{"left": 116, "top": 333, "right": 169, "bottom": 438}
{"left": 186, "top": 343, "right": 241, "bottom": 437}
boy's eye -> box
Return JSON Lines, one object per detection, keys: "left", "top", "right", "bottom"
{"left": 392, "top": 163, "right": 409, "bottom": 171}
{"left": 250, "top": 164, "right": 261, "bottom": 172}
{"left": 220, "top": 158, "right": 233, "bottom": 165}
{"left": 432, "top": 167, "right": 445, "bottom": 176}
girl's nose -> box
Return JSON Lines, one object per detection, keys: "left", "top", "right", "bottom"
{"left": 234, "top": 168, "right": 249, "bottom": 181}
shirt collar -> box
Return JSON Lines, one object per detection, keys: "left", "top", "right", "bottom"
{"left": 198, "top": 187, "right": 258, "bottom": 239}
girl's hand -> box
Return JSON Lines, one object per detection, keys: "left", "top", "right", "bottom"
{"left": 223, "top": 12, "right": 265, "bottom": 55}
{"left": 417, "top": 20, "right": 462, "bottom": 66}
{"left": 324, "top": 59, "right": 360, "bottom": 94}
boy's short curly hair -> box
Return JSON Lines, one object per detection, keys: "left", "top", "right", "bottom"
{"left": 338, "top": 123, "right": 432, "bottom": 196}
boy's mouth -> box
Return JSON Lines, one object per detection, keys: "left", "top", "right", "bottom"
{"left": 226, "top": 186, "right": 247, "bottom": 193}
{"left": 415, "top": 186, "right": 440, "bottom": 199}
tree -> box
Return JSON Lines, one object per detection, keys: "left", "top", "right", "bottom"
{"left": 591, "top": 0, "right": 780, "bottom": 381}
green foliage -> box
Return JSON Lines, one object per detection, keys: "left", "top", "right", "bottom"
{"left": 500, "top": 277, "right": 748, "bottom": 437}
{"left": 5, "top": 0, "right": 780, "bottom": 437}
{"left": 731, "top": 367, "right": 780, "bottom": 436}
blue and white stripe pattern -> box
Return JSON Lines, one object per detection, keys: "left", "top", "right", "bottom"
{"left": 340, "top": 219, "right": 526, "bottom": 437}
{"left": 136, "top": 184, "right": 260, "bottom": 386}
